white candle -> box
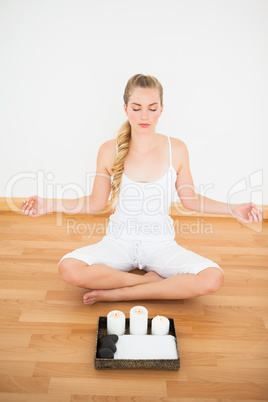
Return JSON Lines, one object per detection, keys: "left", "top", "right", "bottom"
{"left": 107, "top": 310, "right": 126, "bottom": 336}
{"left": 129, "top": 306, "right": 148, "bottom": 335}
{"left": 151, "top": 315, "right": 170, "bottom": 335}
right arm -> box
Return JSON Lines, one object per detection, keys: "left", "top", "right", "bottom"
{"left": 21, "top": 140, "right": 115, "bottom": 217}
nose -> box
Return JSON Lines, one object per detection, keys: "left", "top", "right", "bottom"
{"left": 140, "top": 110, "right": 149, "bottom": 120}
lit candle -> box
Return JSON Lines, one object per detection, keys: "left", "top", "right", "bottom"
{"left": 107, "top": 310, "right": 126, "bottom": 336}
{"left": 151, "top": 315, "right": 170, "bottom": 335}
{"left": 129, "top": 306, "right": 148, "bottom": 335}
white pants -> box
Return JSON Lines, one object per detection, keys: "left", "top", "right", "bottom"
{"left": 59, "top": 235, "right": 223, "bottom": 278}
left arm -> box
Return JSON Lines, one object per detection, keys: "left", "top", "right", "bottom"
{"left": 175, "top": 140, "right": 263, "bottom": 223}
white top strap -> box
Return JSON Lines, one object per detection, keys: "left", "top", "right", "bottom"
{"left": 167, "top": 135, "right": 172, "bottom": 166}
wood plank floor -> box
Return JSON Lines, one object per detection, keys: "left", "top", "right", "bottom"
{"left": 0, "top": 211, "right": 268, "bottom": 401}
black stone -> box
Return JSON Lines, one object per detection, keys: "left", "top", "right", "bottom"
{"left": 97, "top": 347, "right": 114, "bottom": 359}
{"left": 99, "top": 339, "right": 117, "bottom": 353}
{"left": 98, "top": 334, "right": 119, "bottom": 345}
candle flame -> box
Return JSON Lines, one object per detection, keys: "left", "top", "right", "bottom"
{"left": 110, "top": 311, "right": 121, "bottom": 318}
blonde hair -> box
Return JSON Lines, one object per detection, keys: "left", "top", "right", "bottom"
{"left": 102, "top": 73, "right": 163, "bottom": 214}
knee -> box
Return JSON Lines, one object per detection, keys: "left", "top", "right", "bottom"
{"left": 58, "top": 259, "right": 83, "bottom": 286}
{"left": 200, "top": 268, "right": 224, "bottom": 295}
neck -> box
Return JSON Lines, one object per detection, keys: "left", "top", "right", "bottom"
{"left": 129, "top": 130, "right": 159, "bottom": 153}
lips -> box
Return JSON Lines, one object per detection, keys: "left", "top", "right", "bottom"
{"left": 139, "top": 124, "right": 150, "bottom": 127}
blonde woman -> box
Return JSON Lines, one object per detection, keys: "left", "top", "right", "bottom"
{"left": 22, "top": 74, "right": 263, "bottom": 305}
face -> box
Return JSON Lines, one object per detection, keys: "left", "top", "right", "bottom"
{"left": 124, "top": 87, "right": 163, "bottom": 133}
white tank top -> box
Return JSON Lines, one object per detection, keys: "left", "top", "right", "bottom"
{"left": 106, "top": 135, "right": 177, "bottom": 241}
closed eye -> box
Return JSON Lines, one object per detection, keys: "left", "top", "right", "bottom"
{"left": 133, "top": 109, "right": 157, "bottom": 112}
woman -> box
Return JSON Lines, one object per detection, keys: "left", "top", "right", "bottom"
{"left": 22, "top": 74, "right": 263, "bottom": 305}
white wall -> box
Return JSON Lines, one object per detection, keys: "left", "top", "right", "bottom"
{"left": 1, "top": 0, "right": 267, "bottom": 206}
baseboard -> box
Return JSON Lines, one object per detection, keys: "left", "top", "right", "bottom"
{"left": 1, "top": 197, "right": 267, "bottom": 219}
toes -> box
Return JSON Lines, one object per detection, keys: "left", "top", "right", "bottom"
{"left": 83, "top": 291, "right": 96, "bottom": 305}
{"left": 83, "top": 292, "right": 90, "bottom": 303}
{"left": 84, "top": 299, "right": 94, "bottom": 305}
{"left": 83, "top": 297, "right": 94, "bottom": 305}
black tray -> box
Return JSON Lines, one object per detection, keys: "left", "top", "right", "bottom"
{"left": 94, "top": 316, "right": 180, "bottom": 370}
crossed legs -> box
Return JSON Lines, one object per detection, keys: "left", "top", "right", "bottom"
{"left": 58, "top": 258, "right": 224, "bottom": 305}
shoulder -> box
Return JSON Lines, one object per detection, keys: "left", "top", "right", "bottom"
{"left": 159, "top": 133, "right": 187, "bottom": 152}
{"left": 169, "top": 136, "right": 186, "bottom": 149}
{"left": 99, "top": 138, "right": 116, "bottom": 153}
{"left": 168, "top": 136, "right": 189, "bottom": 173}
{"left": 97, "top": 139, "right": 117, "bottom": 176}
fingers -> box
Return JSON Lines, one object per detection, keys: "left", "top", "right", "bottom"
{"left": 21, "top": 199, "right": 35, "bottom": 216}
{"left": 249, "top": 207, "right": 263, "bottom": 223}
{"left": 237, "top": 205, "right": 263, "bottom": 223}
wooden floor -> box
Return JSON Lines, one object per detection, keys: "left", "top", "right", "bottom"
{"left": 0, "top": 211, "right": 268, "bottom": 401}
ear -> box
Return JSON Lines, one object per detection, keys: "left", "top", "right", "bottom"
{"left": 123, "top": 104, "right": 128, "bottom": 116}
{"left": 160, "top": 104, "right": 164, "bottom": 115}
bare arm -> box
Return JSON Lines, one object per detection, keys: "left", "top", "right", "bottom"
{"left": 22, "top": 141, "right": 114, "bottom": 217}
{"left": 175, "top": 141, "right": 263, "bottom": 221}
{"left": 175, "top": 141, "right": 230, "bottom": 214}
{"left": 53, "top": 141, "right": 112, "bottom": 214}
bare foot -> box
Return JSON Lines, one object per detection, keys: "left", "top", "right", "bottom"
{"left": 83, "top": 289, "right": 119, "bottom": 305}
{"left": 83, "top": 272, "right": 164, "bottom": 305}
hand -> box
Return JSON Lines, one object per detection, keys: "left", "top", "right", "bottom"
{"left": 21, "top": 196, "right": 53, "bottom": 218}
{"left": 231, "top": 202, "right": 263, "bottom": 223}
